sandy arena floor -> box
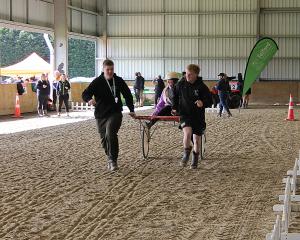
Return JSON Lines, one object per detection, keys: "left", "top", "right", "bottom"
{"left": 1, "top": 108, "right": 300, "bottom": 240}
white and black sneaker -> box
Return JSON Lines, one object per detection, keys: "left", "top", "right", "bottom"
{"left": 108, "top": 160, "right": 119, "bottom": 171}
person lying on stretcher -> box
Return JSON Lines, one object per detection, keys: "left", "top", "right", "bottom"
{"left": 146, "top": 72, "right": 179, "bottom": 129}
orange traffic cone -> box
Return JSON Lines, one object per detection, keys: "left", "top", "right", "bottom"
{"left": 12, "top": 93, "right": 23, "bottom": 118}
{"left": 286, "top": 94, "right": 296, "bottom": 121}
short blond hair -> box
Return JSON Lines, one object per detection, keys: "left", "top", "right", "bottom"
{"left": 186, "top": 64, "right": 200, "bottom": 75}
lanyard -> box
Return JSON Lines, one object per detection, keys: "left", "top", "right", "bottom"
{"left": 105, "top": 78, "right": 116, "bottom": 98}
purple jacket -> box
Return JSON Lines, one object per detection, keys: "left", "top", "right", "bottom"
{"left": 152, "top": 87, "right": 172, "bottom": 116}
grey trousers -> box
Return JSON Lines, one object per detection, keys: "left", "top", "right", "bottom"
{"left": 96, "top": 112, "right": 123, "bottom": 162}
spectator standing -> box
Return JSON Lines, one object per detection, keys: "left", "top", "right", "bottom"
{"left": 57, "top": 74, "right": 71, "bottom": 116}
{"left": 134, "top": 72, "right": 145, "bottom": 107}
{"left": 36, "top": 73, "right": 50, "bottom": 117}
{"left": 153, "top": 75, "right": 165, "bottom": 106}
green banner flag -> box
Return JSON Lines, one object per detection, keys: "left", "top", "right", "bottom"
{"left": 243, "top": 37, "right": 279, "bottom": 96}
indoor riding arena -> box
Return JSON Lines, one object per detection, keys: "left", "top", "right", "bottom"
{"left": 1, "top": 1, "right": 300, "bottom": 240}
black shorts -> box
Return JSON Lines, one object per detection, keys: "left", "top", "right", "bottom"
{"left": 179, "top": 116, "right": 206, "bottom": 136}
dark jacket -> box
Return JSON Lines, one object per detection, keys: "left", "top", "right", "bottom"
{"left": 154, "top": 78, "right": 165, "bottom": 93}
{"left": 53, "top": 81, "right": 58, "bottom": 92}
{"left": 172, "top": 77, "right": 212, "bottom": 119}
{"left": 36, "top": 80, "right": 50, "bottom": 96}
{"left": 57, "top": 80, "right": 71, "bottom": 95}
{"left": 16, "top": 81, "right": 25, "bottom": 95}
{"left": 134, "top": 76, "right": 145, "bottom": 90}
{"left": 217, "top": 78, "right": 231, "bottom": 94}
{"left": 82, "top": 73, "right": 134, "bottom": 119}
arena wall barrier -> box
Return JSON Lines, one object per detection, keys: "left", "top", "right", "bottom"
{"left": 0, "top": 83, "right": 37, "bottom": 116}
{"left": 1, "top": 81, "right": 300, "bottom": 116}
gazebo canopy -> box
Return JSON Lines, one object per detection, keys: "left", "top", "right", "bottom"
{"left": 0, "top": 52, "right": 50, "bottom": 77}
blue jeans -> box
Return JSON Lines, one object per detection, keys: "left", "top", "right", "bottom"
{"left": 218, "top": 93, "right": 231, "bottom": 114}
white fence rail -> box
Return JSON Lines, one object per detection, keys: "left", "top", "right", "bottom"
{"left": 71, "top": 102, "right": 94, "bottom": 111}
{"left": 282, "top": 177, "right": 291, "bottom": 233}
{"left": 266, "top": 151, "right": 300, "bottom": 240}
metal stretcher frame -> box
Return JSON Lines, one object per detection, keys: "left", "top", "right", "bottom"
{"left": 132, "top": 115, "right": 206, "bottom": 160}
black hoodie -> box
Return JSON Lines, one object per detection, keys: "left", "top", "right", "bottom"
{"left": 82, "top": 73, "right": 134, "bottom": 119}
{"left": 172, "top": 77, "right": 212, "bottom": 120}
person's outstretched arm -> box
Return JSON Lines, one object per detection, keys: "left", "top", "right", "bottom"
{"left": 120, "top": 79, "right": 135, "bottom": 113}
{"left": 82, "top": 80, "right": 96, "bottom": 103}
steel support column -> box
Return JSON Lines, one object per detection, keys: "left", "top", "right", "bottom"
{"left": 54, "top": 0, "right": 68, "bottom": 74}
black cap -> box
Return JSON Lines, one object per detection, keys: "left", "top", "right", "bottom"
{"left": 218, "top": 73, "right": 225, "bottom": 77}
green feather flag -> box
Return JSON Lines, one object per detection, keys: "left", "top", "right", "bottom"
{"left": 243, "top": 37, "right": 279, "bottom": 96}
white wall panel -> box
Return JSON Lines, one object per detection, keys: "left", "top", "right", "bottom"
{"left": 274, "top": 38, "right": 300, "bottom": 58}
{"left": 165, "top": 0, "right": 199, "bottom": 12}
{"left": 261, "top": 59, "right": 300, "bottom": 80}
{"left": 113, "top": 60, "right": 164, "bottom": 80}
{"left": 1, "top": 0, "right": 298, "bottom": 80}
{"left": 164, "top": 39, "right": 198, "bottom": 58}
{"left": 70, "top": 10, "right": 81, "bottom": 33}
{"left": 198, "top": 0, "right": 257, "bottom": 12}
{"left": 165, "top": 15, "right": 198, "bottom": 36}
{"left": 199, "top": 14, "right": 256, "bottom": 36}
{"left": 96, "top": 0, "right": 102, "bottom": 12}
{"left": 0, "top": 0, "right": 10, "bottom": 20}
{"left": 199, "top": 59, "right": 247, "bottom": 79}
{"left": 70, "top": 0, "right": 82, "bottom": 8}
{"left": 28, "top": 0, "right": 54, "bottom": 28}
{"left": 108, "top": 0, "right": 163, "bottom": 12}
{"left": 82, "top": 13, "right": 97, "bottom": 35}
{"left": 82, "top": 0, "right": 97, "bottom": 12}
{"left": 261, "top": 0, "right": 300, "bottom": 8}
{"left": 108, "top": 39, "right": 163, "bottom": 58}
{"left": 108, "top": 16, "right": 164, "bottom": 36}
{"left": 198, "top": 38, "right": 256, "bottom": 58}
{"left": 12, "top": 0, "right": 27, "bottom": 23}
{"left": 67, "top": 8, "right": 70, "bottom": 31}
{"left": 261, "top": 13, "right": 300, "bottom": 35}
{"left": 165, "top": 59, "right": 199, "bottom": 75}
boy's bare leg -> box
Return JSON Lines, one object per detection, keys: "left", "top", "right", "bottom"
{"left": 192, "top": 134, "right": 201, "bottom": 154}
{"left": 191, "top": 134, "right": 201, "bottom": 169}
{"left": 181, "top": 127, "right": 193, "bottom": 167}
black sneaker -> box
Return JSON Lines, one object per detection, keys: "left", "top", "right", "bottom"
{"left": 190, "top": 151, "right": 199, "bottom": 169}
{"left": 181, "top": 148, "right": 192, "bottom": 167}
